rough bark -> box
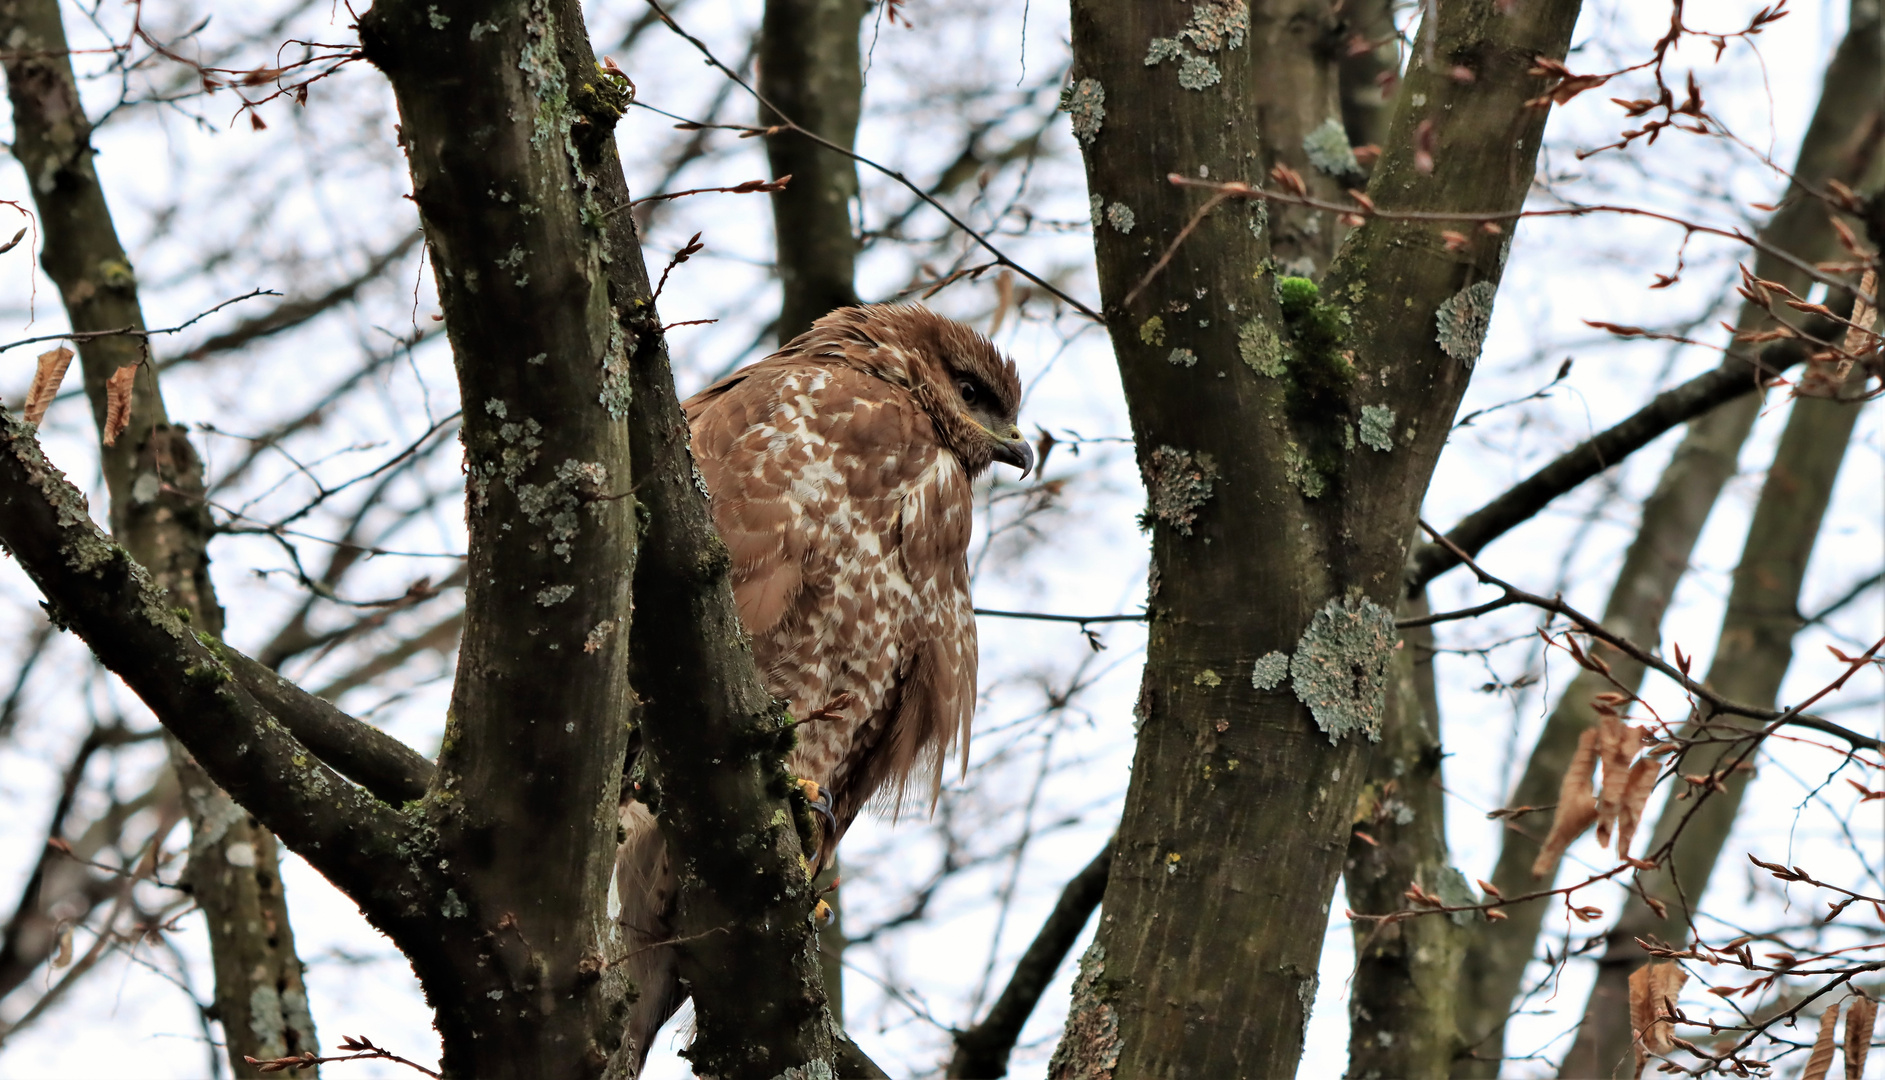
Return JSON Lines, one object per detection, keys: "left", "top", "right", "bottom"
{"left": 354, "top": 3, "right": 647, "bottom": 1073}
{"left": 758, "top": 0, "right": 866, "bottom": 341}
{"left": 0, "top": 1, "right": 316, "bottom": 1070}
{"left": 949, "top": 841, "right": 1114, "bottom": 1078}
{"left": 1557, "top": 369, "right": 1869, "bottom": 1079}
{"left": 1451, "top": 11, "right": 1885, "bottom": 1069}
{"left": 1345, "top": 595, "right": 1467, "bottom": 1079}
{"left": 757, "top": 0, "right": 873, "bottom": 1016}
{"left": 1052, "top": 1, "right": 1582, "bottom": 1075}
{"left": 1336, "top": 0, "right": 1398, "bottom": 154}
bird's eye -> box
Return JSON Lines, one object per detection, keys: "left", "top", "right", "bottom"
{"left": 956, "top": 379, "right": 978, "bottom": 403}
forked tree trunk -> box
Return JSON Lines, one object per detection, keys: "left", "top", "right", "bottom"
{"left": 1050, "top": 2, "right": 1582, "bottom": 1075}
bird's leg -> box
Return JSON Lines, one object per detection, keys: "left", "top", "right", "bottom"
{"left": 797, "top": 778, "right": 840, "bottom": 838}
{"left": 793, "top": 779, "right": 840, "bottom": 926}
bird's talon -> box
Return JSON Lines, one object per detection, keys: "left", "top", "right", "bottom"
{"left": 795, "top": 778, "right": 840, "bottom": 836}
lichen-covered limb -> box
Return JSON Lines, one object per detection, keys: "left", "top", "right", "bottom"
{"left": 360, "top": 0, "right": 864, "bottom": 1075}
{"left": 0, "top": 412, "right": 419, "bottom": 908}
{"left": 222, "top": 649, "right": 435, "bottom": 803}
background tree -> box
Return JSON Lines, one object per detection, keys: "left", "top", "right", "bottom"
{"left": 0, "top": 1, "right": 1878, "bottom": 1079}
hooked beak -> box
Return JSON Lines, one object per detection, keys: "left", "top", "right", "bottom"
{"left": 991, "top": 432, "right": 1035, "bottom": 478}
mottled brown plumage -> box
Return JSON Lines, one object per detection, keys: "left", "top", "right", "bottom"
{"left": 615, "top": 304, "right": 1028, "bottom": 1071}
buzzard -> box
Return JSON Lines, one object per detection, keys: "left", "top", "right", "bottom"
{"left": 616, "top": 304, "right": 1031, "bottom": 1068}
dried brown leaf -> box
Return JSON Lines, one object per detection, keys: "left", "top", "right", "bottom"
{"left": 1803, "top": 1002, "right": 1840, "bottom": 1080}
{"left": 102, "top": 362, "right": 136, "bottom": 447}
{"left": 1629, "top": 960, "right": 1688, "bottom": 1068}
{"left": 1594, "top": 714, "right": 1636, "bottom": 848}
{"left": 1848, "top": 992, "right": 1877, "bottom": 1080}
{"left": 1532, "top": 726, "right": 1600, "bottom": 877}
{"left": 1614, "top": 757, "right": 1659, "bottom": 858}
{"left": 23, "top": 345, "right": 73, "bottom": 425}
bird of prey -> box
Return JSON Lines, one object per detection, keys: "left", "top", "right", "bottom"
{"left": 615, "top": 304, "right": 1032, "bottom": 1070}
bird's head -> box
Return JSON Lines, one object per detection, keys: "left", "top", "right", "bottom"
{"left": 810, "top": 304, "right": 1032, "bottom": 479}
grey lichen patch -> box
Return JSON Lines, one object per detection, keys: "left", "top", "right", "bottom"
{"left": 1296, "top": 969, "right": 1319, "bottom": 1041}
{"left": 599, "top": 319, "right": 634, "bottom": 418}
{"left": 1176, "top": 57, "right": 1221, "bottom": 90}
{"left": 1238, "top": 317, "right": 1284, "bottom": 377}
{"left": 1167, "top": 347, "right": 1197, "bottom": 368}
{"left": 1060, "top": 79, "right": 1106, "bottom": 144}
{"left": 1358, "top": 404, "right": 1395, "bottom": 452}
{"left": 1251, "top": 651, "right": 1291, "bottom": 691}
{"left": 1282, "top": 441, "right": 1325, "bottom": 499}
{"left": 1429, "top": 865, "right": 1485, "bottom": 926}
{"left": 583, "top": 620, "right": 617, "bottom": 654}
{"left": 1143, "top": 37, "right": 1184, "bottom": 65}
{"left": 1089, "top": 192, "right": 1104, "bottom": 228}
{"left": 1105, "top": 202, "right": 1136, "bottom": 234}
{"left": 426, "top": 5, "right": 450, "bottom": 27}
{"left": 1141, "top": 445, "right": 1218, "bottom": 536}
{"left": 1302, "top": 118, "right": 1362, "bottom": 180}
{"left": 440, "top": 889, "right": 468, "bottom": 919}
{"left": 536, "top": 584, "right": 575, "bottom": 607}
{"left": 772, "top": 1062, "right": 837, "bottom": 1080}
{"left": 516, "top": 458, "right": 605, "bottom": 562}
{"left": 1138, "top": 316, "right": 1166, "bottom": 347}
{"left": 1180, "top": 0, "right": 1248, "bottom": 51}
{"left": 485, "top": 398, "right": 508, "bottom": 419}
{"left": 1290, "top": 594, "right": 1395, "bottom": 744}
{"left": 1048, "top": 941, "right": 1121, "bottom": 1080}
{"left": 1435, "top": 280, "right": 1499, "bottom": 368}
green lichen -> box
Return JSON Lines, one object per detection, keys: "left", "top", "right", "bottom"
{"left": 1436, "top": 280, "right": 1499, "bottom": 368}
{"left": 1060, "top": 79, "right": 1106, "bottom": 144}
{"left": 1238, "top": 316, "right": 1285, "bottom": 377}
{"left": 1179, "top": 0, "right": 1248, "bottom": 51}
{"left": 1048, "top": 941, "right": 1122, "bottom": 1080}
{"left": 1193, "top": 669, "right": 1221, "bottom": 688}
{"left": 97, "top": 259, "right": 136, "bottom": 290}
{"left": 1429, "top": 865, "right": 1485, "bottom": 926}
{"left": 183, "top": 661, "right": 232, "bottom": 688}
{"left": 599, "top": 318, "right": 634, "bottom": 418}
{"left": 1168, "top": 347, "right": 1198, "bottom": 368}
{"left": 1140, "top": 445, "right": 1218, "bottom": 536}
{"left": 1302, "top": 118, "right": 1362, "bottom": 180}
{"left": 441, "top": 889, "right": 469, "bottom": 919}
{"left": 1088, "top": 192, "right": 1104, "bottom": 228}
{"left": 1138, "top": 316, "right": 1166, "bottom": 346}
{"left": 1176, "top": 57, "right": 1221, "bottom": 90}
{"left": 1143, "top": 38, "right": 1184, "bottom": 65}
{"left": 1282, "top": 441, "right": 1325, "bottom": 498}
{"left": 1250, "top": 651, "right": 1291, "bottom": 690}
{"left": 1291, "top": 594, "right": 1395, "bottom": 744}
{"left": 1359, "top": 404, "right": 1395, "bottom": 452}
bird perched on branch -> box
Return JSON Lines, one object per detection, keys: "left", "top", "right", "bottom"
{"left": 615, "top": 304, "right": 1031, "bottom": 1070}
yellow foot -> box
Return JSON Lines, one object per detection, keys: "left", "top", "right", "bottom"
{"left": 812, "top": 899, "right": 833, "bottom": 927}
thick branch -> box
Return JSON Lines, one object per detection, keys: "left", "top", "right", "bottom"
{"left": 224, "top": 650, "right": 435, "bottom": 804}
{"left": 1406, "top": 323, "right": 1845, "bottom": 594}
{"left": 0, "top": 413, "right": 418, "bottom": 906}
{"left": 947, "top": 841, "right": 1113, "bottom": 1079}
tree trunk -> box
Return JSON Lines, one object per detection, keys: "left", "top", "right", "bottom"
{"left": 759, "top": 0, "right": 867, "bottom": 341}
{"left": 1555, "top": 379, "right": 1872, "bottom": 1078}
{"left": 1050, "top": 2, "right": 1581, "bottom": 1075}
{"left": 0, "top": 1, "right": 316, "bottom": 1071}
{"left": 1345, "top": 595, "right": 1468, "bottom": 1078}
{"left": 1451, "top": 9, "right": 1885, "bottom": 1069}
